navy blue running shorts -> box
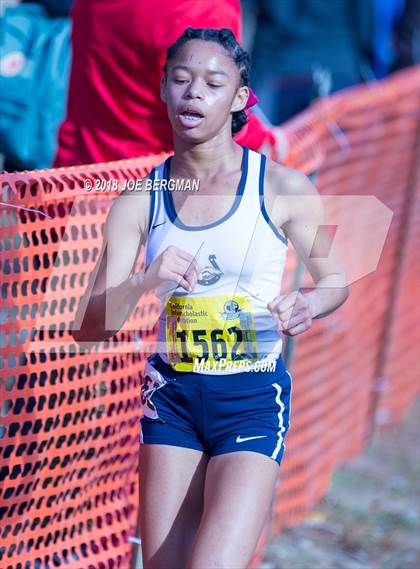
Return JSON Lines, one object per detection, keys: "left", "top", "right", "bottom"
{"left": 140, "top": 354, "right": 293, "bottom": 466}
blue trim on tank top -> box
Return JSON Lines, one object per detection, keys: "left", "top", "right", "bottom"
{"left": 144, "top": 167, "right": 157, "bottom": 272}
{"left": 147, "top": 167, "right": 157, "bottom": 234}
{"left": 258, "top": 154, "right": 288, "bottom": 246}
{"left": 162, "top": 146, "right": 249, "bottom": 231}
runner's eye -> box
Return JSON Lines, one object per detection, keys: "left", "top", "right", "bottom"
{"left": 208, "top": 83, "right": 223, "bottom": 88}
{"left": 174, "top": 79, "right": 189, "bottom": 84}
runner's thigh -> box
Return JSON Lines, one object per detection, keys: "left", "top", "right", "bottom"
{"left": 139, "top": 444, "right": 209, "bottom": 569}
{"left": 187, "top": 451, "right": 278, "bottom": 568}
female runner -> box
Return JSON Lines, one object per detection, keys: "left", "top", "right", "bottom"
{"left": 73, "top": 27, "right": 349, "bottom": 569}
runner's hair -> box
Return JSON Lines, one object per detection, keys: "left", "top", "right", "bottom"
{"left": 163, "top": 28, "right": 250, "bottom": 136}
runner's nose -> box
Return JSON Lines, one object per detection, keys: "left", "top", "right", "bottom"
{"left": 186, "top": 78, "right": 204, "bottom": 100}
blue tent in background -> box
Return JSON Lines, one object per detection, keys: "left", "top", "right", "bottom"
{"left": 0, "top": 3, "right": 72, "bottom": 171}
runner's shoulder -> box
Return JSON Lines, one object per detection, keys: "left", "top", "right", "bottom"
{"left": 106, "top": 171, "right": 154, "bottom": 241}
{"left": 264, "top": 156, "right": 317, "bottom": 198}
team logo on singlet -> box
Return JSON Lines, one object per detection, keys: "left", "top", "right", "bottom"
{"left": 221, "top": 300, "right": 240, "bottom": 320}
{"left": 197, "top": 254, "right": 223, "bottom": 286}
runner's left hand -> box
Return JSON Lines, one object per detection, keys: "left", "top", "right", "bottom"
{"left": 267, "top": 291, "right": 313, "bottom": 336}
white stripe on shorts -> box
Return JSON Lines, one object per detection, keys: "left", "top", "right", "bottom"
{"left": 271, "top": 381, "right": 287, "bottom": 460}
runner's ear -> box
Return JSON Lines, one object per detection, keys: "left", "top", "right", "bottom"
{"left": 231, "top": 85, "right": 248, "bottom": 113}
{"left": 160, "top": 76, "right": 167, "bottom": 103}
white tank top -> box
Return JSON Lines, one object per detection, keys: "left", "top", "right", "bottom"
{"left": 145, "top": 146, "right": 289, "bottom": 375}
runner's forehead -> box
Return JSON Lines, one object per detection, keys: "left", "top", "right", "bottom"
{"left": 168, "top": 40, "right": 235, "bottom": 77}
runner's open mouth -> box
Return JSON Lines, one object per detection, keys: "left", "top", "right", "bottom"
{"left": 180, "top": 111, "right": 204, "bottom": 119}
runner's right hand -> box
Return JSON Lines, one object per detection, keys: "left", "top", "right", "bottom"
{"left": 140, "top": 245, "right": 202, "bottom": 292}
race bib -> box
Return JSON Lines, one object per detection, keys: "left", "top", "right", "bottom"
{"left": 165, "top": 295, "right": 259, "bottom": 372}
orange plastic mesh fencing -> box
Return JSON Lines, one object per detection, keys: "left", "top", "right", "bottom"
{"left": 0, "top": 154, "right": 169, "bottom": 568}
{"left": 267, "top": 65, "right": 420, "bottom": 542}
{"left": 1, "top": 66, "right": 419, "bottom": 569}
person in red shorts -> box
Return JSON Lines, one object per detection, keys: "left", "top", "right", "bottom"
{"left": 54, "top": 0, "right": 276, "bottom": 167}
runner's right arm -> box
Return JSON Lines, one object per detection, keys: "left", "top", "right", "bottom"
{"left": 70, "top": 186, "right": 150, "bottom": 344}
{"left": 71, "top": 178, "right": 202, "bottom": 344}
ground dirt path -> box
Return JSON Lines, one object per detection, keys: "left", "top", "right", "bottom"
{"left": 260, "top": 396, "right": 420, "bottom": 569}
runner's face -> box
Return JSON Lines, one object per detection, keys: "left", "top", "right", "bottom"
{"left": 161, "top": 39, "right": 248, "bottom": 142}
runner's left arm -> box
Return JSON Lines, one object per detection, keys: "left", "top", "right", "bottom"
{"left": 265, "top": 162, "right": 349, "bottom": 336}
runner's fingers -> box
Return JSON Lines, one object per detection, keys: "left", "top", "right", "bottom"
{"left": 169, "top": 246, "right": 203, "bottom": 277}
{"left": 163, "top": 245, "right": 204, "bottom": 286}
{"left": 268, "top": 293, "right": 308, "bottom": 324}
{"left": 173, "top": 258, "right": 203, "bottom": 291}
{"left": 165, "top": 245, "right": 195, "bottom": 265}
{"left": 281, "top": 303, "right": 310, "bottom": 325}
{"left": 171, "top": 257, "right": 202, "bottom": 289}
{"left": 267, "top": 295, "right": 291, "bottom": 314}
{"left": 278, "top": 306, "right": 295, "bottom": 325}
{"left": 269, "top": 303, "right": 292, "bottom": 327}
{"left": 157, "top": 259, "right": 191, "bottom": 291}
{"left": 270, "top": 303, "right": 309, "bottom": 331}
{"left": 170, "top": 259, "right": 195, "bottom": 287}
{"left": 282, "top": 320, "right": 312, "bottom": 336}
{"left": 162, "top": 246, "right": 197, "bottom": 274}
{"left": 283, "top": 314, "right": 309, "bottom": 330}
{"left": 183, "top": 258, "right": 203, "bottom": 284}
{"left": 165, "top": 269, "right": 191, "bottom": 292}
{"left": 268, "top": 291, "right": 301, "bottom": 314}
